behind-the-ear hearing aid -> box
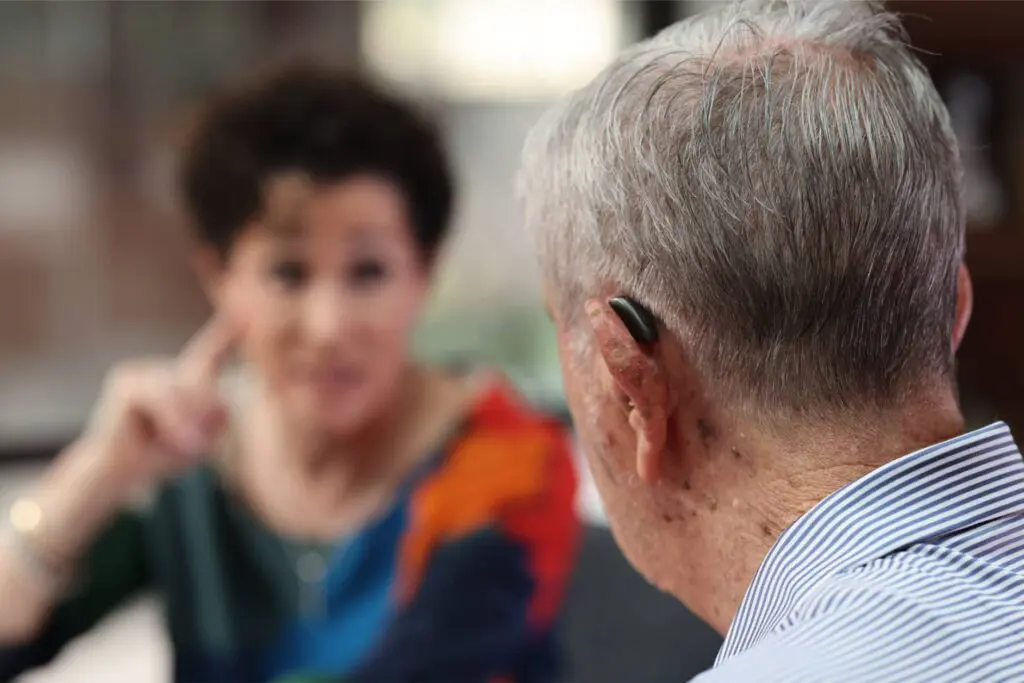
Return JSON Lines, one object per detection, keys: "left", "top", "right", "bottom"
{"left": 608, "top": 296, "right": 659, "bottom": 344}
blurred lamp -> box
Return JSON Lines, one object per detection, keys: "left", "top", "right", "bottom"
{"left": 361, "top": 0, "right": 624, "bottom": 101}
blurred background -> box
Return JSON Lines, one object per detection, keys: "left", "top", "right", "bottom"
{"left": 1, "top": 1, "right": 1022, "bottom": 682}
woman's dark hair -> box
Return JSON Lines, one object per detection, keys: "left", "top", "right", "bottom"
{"left": 180, "top": 63, "right": 454, "bottom": 260}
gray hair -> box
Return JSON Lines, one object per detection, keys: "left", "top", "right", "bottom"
{"left": 518, "top": 0, "right": 964, "bottom": 416}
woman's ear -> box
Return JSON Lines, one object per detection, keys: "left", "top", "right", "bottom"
{"left": 192, "top": 245, "right": 227, "bottom": 308}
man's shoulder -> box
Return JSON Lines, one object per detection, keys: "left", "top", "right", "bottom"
{"left": 702, "top": 541, "right": 1024, "bottom": 682}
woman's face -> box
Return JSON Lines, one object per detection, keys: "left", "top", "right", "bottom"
{"left": 208, "top": 173, "right": 430, "bottom": 437}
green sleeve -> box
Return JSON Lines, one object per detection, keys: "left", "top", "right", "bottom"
{"left": 0, "top": 511, "right": 150, "bottom": 681}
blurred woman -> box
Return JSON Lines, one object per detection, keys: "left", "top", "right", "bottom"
{"left": 0, "top": 65, "right": 579, "bottom": 683}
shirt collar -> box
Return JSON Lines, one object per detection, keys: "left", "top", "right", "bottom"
{"left": 718, "top": 422, "right": 1024, "bottom": 663}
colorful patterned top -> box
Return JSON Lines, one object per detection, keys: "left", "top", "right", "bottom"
{"left": 0, "top": 382, "right": 580, "bottom": 683}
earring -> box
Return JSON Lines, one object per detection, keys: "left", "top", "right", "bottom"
{"left": 608, "top": 297, "right": 659, "bottom": 344}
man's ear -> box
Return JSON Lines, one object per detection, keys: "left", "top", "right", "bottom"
{"left": 952, "top": 262, "right": 973, "bottom": 352}
{"left": 584, "top": 298, "right": 669, "bottom": 484}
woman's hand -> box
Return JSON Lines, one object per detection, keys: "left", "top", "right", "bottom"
{"left": 76, "top": 315, "right": 238, "bottom": 493}
{"left": 0, "top": 317, "right": 238, "bottom": 642}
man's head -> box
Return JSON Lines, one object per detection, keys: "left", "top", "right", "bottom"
{"left": 519, "top": 0, "right": 971, "bottom": 613}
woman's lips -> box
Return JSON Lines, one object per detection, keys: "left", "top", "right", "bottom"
{"left": 303, "top": 367, "right": 366, "bottom": 394}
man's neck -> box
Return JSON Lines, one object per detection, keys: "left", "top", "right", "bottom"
{"left": 665, "top": 394, "right": 966, "bottom": 634}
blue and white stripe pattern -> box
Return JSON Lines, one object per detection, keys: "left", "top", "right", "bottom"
{"left": 695, "top": 422, "right": 1024, "bottom": 682}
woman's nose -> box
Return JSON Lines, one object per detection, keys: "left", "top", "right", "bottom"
{"left": 301, "top": 285, "right": 353, "bottom": 347}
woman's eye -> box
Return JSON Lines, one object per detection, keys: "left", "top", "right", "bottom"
{"left": 270, "top": 260, "right": 308, "bottom": 289}
{"left": 349, "top": 259, "right": 388, "bottom": 286}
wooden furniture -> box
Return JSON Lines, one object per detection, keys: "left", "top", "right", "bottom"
{"left": 0, "top": 2, "right": 363, "bottom": 458}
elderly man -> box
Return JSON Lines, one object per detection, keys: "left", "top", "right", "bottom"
{"left": 519, "top": 1, "right": 1024, "bottom": 681}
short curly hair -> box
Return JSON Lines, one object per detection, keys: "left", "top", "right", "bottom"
{"left": 180, "top": 63, "right": 455, "bottom": 261}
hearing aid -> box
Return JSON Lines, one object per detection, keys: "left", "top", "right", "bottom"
{"left": 608, "top": 296, "right": 659, "bottom": 344}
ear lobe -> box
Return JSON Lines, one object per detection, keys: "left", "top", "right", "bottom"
{"left": 632, "top": 405, "right": 666, "bottom": 483}
{"left": 585, "top": 298, "right": 669, "bottom": 485}
{"left": 952, "top": 263, "right": 973, "bottom": 352}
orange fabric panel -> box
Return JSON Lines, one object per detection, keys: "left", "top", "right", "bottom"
{"left": 396, "top": 382, "right": 580, "bottom": 616}
{"left": 501, "top": 435, "right": 579, "bottom": 626}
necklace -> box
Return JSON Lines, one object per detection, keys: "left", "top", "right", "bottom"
{"left": 215, "top": 365, "right": 480, "bottom": 620}
{"left": 216, "top": 369, "right": 333, "bottom": 619}
{"left": 282, "top": 538, "right": 331, "bottom": 619}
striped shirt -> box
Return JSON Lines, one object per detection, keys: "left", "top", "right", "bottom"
{"left": 695, "top": 422, "right": 1024, "bottom": 683}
